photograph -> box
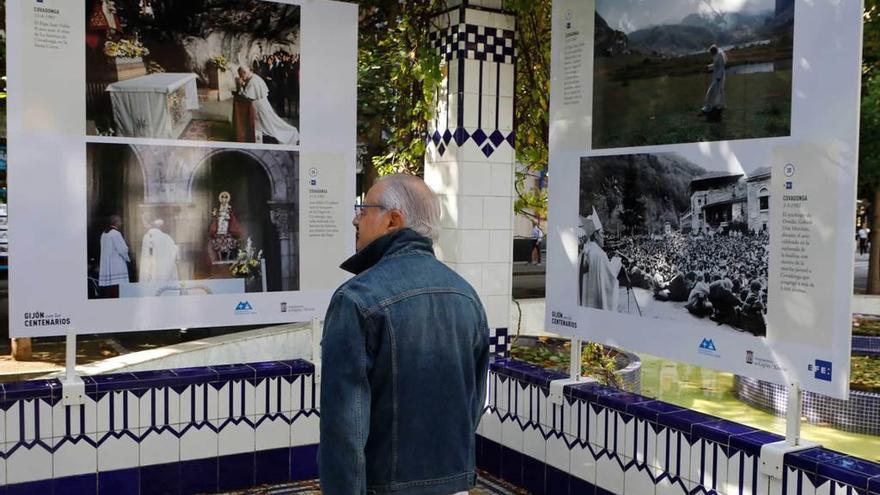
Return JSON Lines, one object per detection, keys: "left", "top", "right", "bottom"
{"left": 86, "top": 0, "right": 300, "bottom": 144}
{"left": 86, "top": 142, "right": 299, "bottom": 299}
{"left": 578, "top": 152, "right": 771, "bottom": 337}
{"left": 593, "top": 0, "right": 794, "bottom": 149}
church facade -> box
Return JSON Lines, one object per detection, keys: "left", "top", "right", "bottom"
{"left": 683, "top": 168, "right": 771, "bottom": 235}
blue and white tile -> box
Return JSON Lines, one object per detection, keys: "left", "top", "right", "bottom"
{"left": 179, "top": 422, "right": 218, "bottom": 462}
{"left": 217, "top": 380, "right": 253, "bottom": 422}
{"left": 255, "top": 414, "right": 291, "bottom": 452}
{"left": 562, "top": 397, "right": 580, "bottom": 439}
{"left": 656, "top": 428, "right": 691, "bottom": 489}
{"left": 5, "top": 442, "right": 51, "bottom": 485}
{"left": 177, "top": 383, "right": 216, "bottom": 425}
{"left": 689, "top": 439, "right": 729, "bottom": 493}
{"left": 52, "top": 437, "right": 97, "bottom": 479}
{"left": 254, "top": 377, "right": 290, "bottom": 417}
{"left": 545, "top": 432, "right": 571, "bottom": 473}
{"left": 497, "top": 97, "right": 513, "bottom": 132}
{"left": 290, "top": 374, "right": 315, "bottom": 414}
{"left": 139, "top": 425, "right": 180, "bottom": 467}
{"left": 290, "top": 412, "right": 319, "bottom": 448}
{"left": 633, "top": 419, "right": 658, "bottom": 472}
{"left": 500, "top": 410, "right": 524, "bottom": 456}
{"left": 596, "top": 449, "right": 626, "bottom": 495}
{"left": 727, "top": 450, "right": 759, "bottom": 495}
{"left": 480, "top": 407, "right": 503, "bottom": 444}
{"left": 499, "top": 63, "right": 514, "bottom": 98}
{"left": 6, "top": 398, "right": 53, "bottom": 444}
{"left": 593, "top": 404, "right": 613, "bottom": 453}
{"left": 522, "top": 423, "right": 546, "bottom": 464}
{"left": 96, "top": 433, "right": 140, "bottom": 473}
{"left": 569, "top": 438, "right": 598, "bottom": 487}
{"left": 52, "top": 402, "right": 97, "bottom": 441}
{"left": 138, "top": 387, "right": 180, "bottom": 430}
{"left": 587, "top": 402, "right": 604, "bottom": 449}
{"left": 96, "top": 391, "right": 139, "bottom": 436}
{"left": 495, "top": 375, "right": 511, "bottom": 416}
{"left": 785, "top": 467, "right": 816, "bottom": 495}
{"left": 625, "top": 462, "right": 658, "bottom": 495}
{"left": 655, "top": 474, "right": 690, "bottom": 495}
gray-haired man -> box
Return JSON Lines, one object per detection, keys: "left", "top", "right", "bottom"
{"left": 319, "top": 174, "right": 490, "bottom": 494}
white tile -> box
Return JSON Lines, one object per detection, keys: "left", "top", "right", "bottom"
{"left": 500, "top": 415, "right": 524, "bottom": 453}
{"left": 499, "top": 63, "right": 514, "bottom": 98}
{"left": 447, "top": 94, "right": 461, "bottom": 128}
{"left": 179, "top": 423, "right": 218, "bottom": 461}
{"left": 546, "top": 433, "right": 570, "bottom": 471}
{"left": 461, "top": 230, "right": 490, "bottom": 263}
{"left": 454, "top": 262, "right": 483, "bottom": 294}
{"left": 218, "top": 381, "right": 251, "bottom": 421}
{"left": 465, "top": 10, "right": 492, "bottom": 30}
{"left": 7, "top": 399, "right": 53, "bottom": 444}
{"left": 488, "top": 229, "right": 512, "bottom": 264}
{"left": 656, "top": 475, "right": 690, "bottom": 495}
{"left": 5, "top": 442, "right": 51, "bottom": 485}
{"left": 482, "top": 263, "right": 510, "bottom": 298}
{"left": 498, "top": 96, "right": 514, "bottom": 132}
{"left": 97, "top": 435, "right": 140, "bottom": 471}
{"left": 218, "top": 420, "right": 255, "bottom": 457}
{"left": 656, "top": 427, "right": 690, "bottom": 484}
{"left": 138, "top": 387, "right": 180, "bottom": 430}
{"left": 625, "top": 464, "right": 658, "bottom": 495}
{"left": 424, "top": 162, "right": 461, "bottom": 196}
{"left": 480, "top": 95, "right": 498, "bottom": 130}
{"left": 255, "top": 415, "right": 291, "bottom": 452}
{"left": 596, "top": 453, "right": 625, "bottom": 494}
{"left": 645, "top": 422, "right": 664, "bottom": 471}
{"left": 464, "top": 59, "right": 481, "bottom": 95}
{"left": 483, "top": 196, "right": 512, "bottom": 230}
{"left": 96, "top": 391, "right": 139, "bottom": 435}
{"left": 522, "top": 424, "right": 546, "bottom": 463}
{"left": 461, "top": 196, "right": 487, "bottom": 230}
{"left": 448, "top": 61, "right": 459, "bottom": 96}
{"left": 290, "top": 412, "right": 319, "bottom": 447}
{"left": 489, "top": 163, "right": 514, "bottom": 198}
{"left": 570, "top": 441, "right": 597, "bottom": 485}
{"left": 436, "top": 229, "right": 462, "bottom": 263}
{"left": 480, "top": 409, "right": 502, "bottom": 444}
{"left": 463, "top": 95, "right": 479, "bottom": 129}
{"left": 620, "top": 413, "right": 638, "bottom": 462}
{"left": 139, "top": 427, "right": 180, "bottom": 466}
{"left": 484, "top": 294, "right": 510, "bottom": 330}
{"left": 514, "top": 381, "right": 530, "bottom": 423}
{"left": 493, "top": 12, "right": 515, "bottom": 32}
{"left": 487, "top": 141, "right": 514, "bottom": 164}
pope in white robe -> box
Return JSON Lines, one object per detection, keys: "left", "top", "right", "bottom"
{"left": 139, "top": 220, "right": 179, "bottom": 282}
{"left": 577, "top": 208, "right": 622, "bottom": 311}
{"left": 237, "top": 67, "right": 299, "bottom": 145}
{"left": 702, "top": 45, "right": 727, "bottom": 113}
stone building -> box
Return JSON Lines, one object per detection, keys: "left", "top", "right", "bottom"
{"left": 682, "top": 168, "right": 771, "bottom": 234}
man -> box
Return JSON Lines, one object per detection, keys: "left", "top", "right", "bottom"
{"left": 139, "top": 219, "right": 179, "bottom": 282}
{"left": 236, "top": 66, "right": 299, "bottom": 145}
{"left": 701, "top": 45, "right": 727, "bottom": 117}
{"left": 577, "top": 207, "right": 622, "bottom": 310}
{"left": 858, "top": 226, "right": 870, "bottom": 256}
{"left": 530, "top": 221, "right": 543, "bottom": 265}
{"left": 98, "top": 214, "right": 131, "bottom": 298}
{"left": 320, "top": 174, "right": 490, "bottom": 494}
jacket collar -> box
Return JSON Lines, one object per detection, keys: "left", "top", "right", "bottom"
{"left": 340, "top": 228, "right": 434, "bottom": 275}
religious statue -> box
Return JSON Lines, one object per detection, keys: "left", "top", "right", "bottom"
{"left": 209, "top": 191, "right": 243, "bottom": 263}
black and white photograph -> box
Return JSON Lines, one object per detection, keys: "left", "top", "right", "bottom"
{"left": 86, "top": 142, "right": 299, "bottom": 299}
{"left": 578, "top": 152, "right": 770, "bottom": 337}
{"left": 86, "top": 0, "right": 300, "bottom": 144}
{"left": 593, "top": 0, "right": 794, "bottom": 149}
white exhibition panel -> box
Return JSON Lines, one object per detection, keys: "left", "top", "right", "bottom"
{"left": 547, "top": 0, "right": 862, "bottom": 398}
{"left": 8, "top": 0, "right": 357, "bottom": 336}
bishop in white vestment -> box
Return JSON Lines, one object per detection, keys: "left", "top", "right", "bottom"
{"left": 237, "top": 67, "right": 299, "bottom": 145}
{"left": 99, "top": 215, "right": 131, "bottom": 287}
{"left": 577, "top": 208, "right": 622, "bottom": 311}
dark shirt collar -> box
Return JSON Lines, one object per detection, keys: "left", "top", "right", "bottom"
{"left": 340, "top": 228, "right": 434, "bottom": 275}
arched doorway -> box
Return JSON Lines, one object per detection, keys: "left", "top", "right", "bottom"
{"left": 190, "top": 151, "right": 282, "bottom": 291}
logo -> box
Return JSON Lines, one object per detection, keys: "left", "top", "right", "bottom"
{"left": 23, "top": 311, "right": 71, "bottom": 328}
{"left": 808, "top": 360, "right": 832, "bottom": 382}
{"left": 280, "top": 302, "right": 288, "bottom": 313}
{"left": 746, "top": 350, "right": 754, "bottom": 364}
{"left": 785, "top": 181, "right": 793, "bottom": 190}
{"left": 783, "top": 163, "right": 796, "bottom": 177}
{"left": 550, "top": 310, "right": 577, "bottom": 329}
{"left": 235, "top": 301, "right": 255, "bottom": 314}
{"left": 309, "top": 167, "right": 318, "bottom": 186}
{"left": 698, "top": 338, "right": 720, "bottom": 357}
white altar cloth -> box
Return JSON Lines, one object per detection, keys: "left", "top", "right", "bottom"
{"left": 107, "top": 73, "right": 200, "bottom": 138}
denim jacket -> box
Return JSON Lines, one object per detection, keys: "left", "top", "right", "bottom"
{"left": 319, "top": 229, "right": 490, "bottom": 495}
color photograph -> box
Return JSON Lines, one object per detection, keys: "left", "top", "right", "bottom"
{"left": 578, "top": 152, "right": 771, "bottom": 337}
{"left": 86, "top": 142, "right": 299, "bottom": 299}
{"left": 85, "top": 0, "right": 300, "bottom": 144}
{"left": 593, "top": 0, "right": 794, "bottom": 149}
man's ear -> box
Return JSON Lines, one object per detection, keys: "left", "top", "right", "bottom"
{"left": 387, "top": 209, "right": 406, "bottom": 230}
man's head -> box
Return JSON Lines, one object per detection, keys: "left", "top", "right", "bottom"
{"left": 353, "top": 174, "right": 441, "bottom": 252}
{"left": 237, "top": 66, "right": 252, "bottom": 81}
{"left": 109, "top": 214, "right": 122, "bottom": 228}
{"left": 709, "top": 45, "right": 718, "bottom": 55}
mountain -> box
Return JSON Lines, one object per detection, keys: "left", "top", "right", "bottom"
{"left": 594, "top": 12, "right": 629, "bottom": 57}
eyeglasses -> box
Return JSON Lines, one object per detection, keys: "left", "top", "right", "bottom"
{"left": 354, "top": 201, "right": 386, "bottom": 218}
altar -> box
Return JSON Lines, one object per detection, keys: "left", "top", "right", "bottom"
{"left": 106, "top": 73, "right": 200, "bottom": 139}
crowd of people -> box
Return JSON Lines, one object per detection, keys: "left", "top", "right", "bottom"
{"left": 612, "top": 231, "right": 769, "bottom": 336}
{"left": 251, "top": 50, "right": 300, "bottom": 121}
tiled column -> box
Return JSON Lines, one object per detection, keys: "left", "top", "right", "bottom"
{"left": 425, "top": 1, "right": 516, "bottom": 332}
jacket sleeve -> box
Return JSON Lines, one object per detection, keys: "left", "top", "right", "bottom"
{"left": 473, "top": 306, "right": 491, "bottom": 429}
{"left": 319, "top": 290, "right": 372, "bottom": 495}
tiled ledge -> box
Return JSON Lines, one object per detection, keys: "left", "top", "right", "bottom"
{"left": 0, "top": 360, "right": 320, "bottom": 494}
{"left": 480, "top": 358, "right": 880, "bottom": 495}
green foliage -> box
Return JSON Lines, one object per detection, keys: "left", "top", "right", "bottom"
{"left": 860, "top": 0, "right": 880, "bottom": 194}
{"left": 505, "top": 0, "right": 552, "bottom": 224}
{"left": 510, "top": 338, "right": 624, "bottom": 389}
{"left": 850, "top": 355, "right": 880, "bottom": 393}
{"left": 355, "top": 0, "right": 447, "bottom": 177}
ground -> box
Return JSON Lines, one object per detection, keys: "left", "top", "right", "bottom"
{"left": 615, "top": 286, "right": 751, "bottom": 335}
{"left": 593, "top": 56, "right": 792, "bottom": 148}
{"left": 231, "top": 472, "right": 526, "bottom": 494}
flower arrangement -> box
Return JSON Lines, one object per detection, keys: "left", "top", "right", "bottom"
{"left": 104, "top": 37, "right": 150, "bottom": 59}
{"left": 209, "top": 55, "right": 229, "bottom": 72}
{"left": 230, "top": 238, "right": 263, "bottom": 279}
{"left": 146, "top": 61, "right": 165, "bottom": 74}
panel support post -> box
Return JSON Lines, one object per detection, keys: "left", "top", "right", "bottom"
{"left": 60, "top": 328, "right": 85, "bottom": 406}
{"left": 759, "top": 381, "right": 818, "bottom": 489}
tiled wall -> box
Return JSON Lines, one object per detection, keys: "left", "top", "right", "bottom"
{"left": 0, "top": 360, "right": 319, "bottom": 494}
{"left": 734, "top": 375, "right": 880, "bottom": 436}
{"left": 853, "top": 335, "right": 880, "bottom": 357}
{"left": 479, "top": 359, "right": 880, "bottom": 495}
{"left": 3, "top": 356, "right": 879, "bottom": 495}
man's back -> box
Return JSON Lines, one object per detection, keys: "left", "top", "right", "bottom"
{"left": 320, "top": 229, "right": 489, "bottom": 495}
